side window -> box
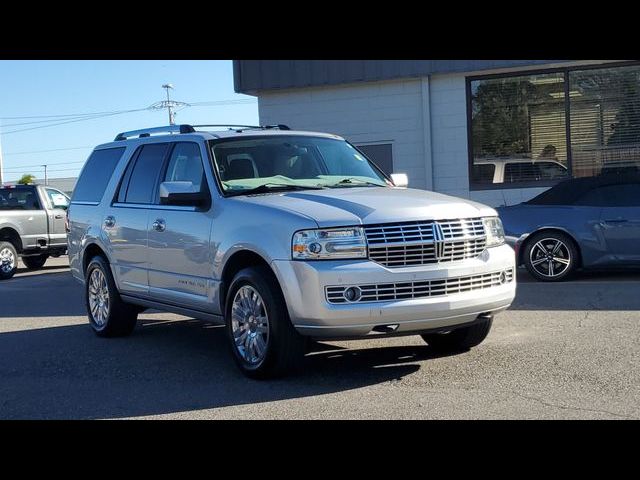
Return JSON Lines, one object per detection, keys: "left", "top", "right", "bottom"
{"left": 536, "top": 162, "right": 567, "bottom": 180}
{"left": 472, "top": 164, "right": 496, "bottom": 184}
{"left": 575, "top": 184, "right": 640, "bottom": 207}
{"left": 45, "top": 188, "right": 70, "bottom": 210}
{"left": 355, "top": 144, "right": 394, "bottom": 176}
{"left": 122, "top": 144, "right": 170, "bottom": 204}
{"left": 162, "top": 143, "right": 205, "bottom": 189}
{"left": 72, "top": 147, "right": 126, "bottom": 203}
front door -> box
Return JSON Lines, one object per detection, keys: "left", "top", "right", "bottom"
{"left": 596, "top": 183, "right": 640, "bottom": 264}
{"left": 146, "top": 142, "right": 214, "bottom": 311}
{"left": 43, "top": 188, "right": 69, "bottom": 248}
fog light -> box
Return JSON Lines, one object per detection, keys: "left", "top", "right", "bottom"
{"left": 344, "top": 286, "right": 362, "bottom": 302}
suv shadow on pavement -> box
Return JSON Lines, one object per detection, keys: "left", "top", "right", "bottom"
{"left": 0, "top": 317, "right": 461, "bottom": 419}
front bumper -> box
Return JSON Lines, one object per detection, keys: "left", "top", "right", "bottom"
{"left": 271, "top": 244, "right": 517, "bottom": 338}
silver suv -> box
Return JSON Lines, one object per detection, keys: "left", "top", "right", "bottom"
{"left": 68, "top": 124, "right": 516, "bottom": 378}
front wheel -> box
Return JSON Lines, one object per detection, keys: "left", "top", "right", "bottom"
{"left": 421, "top": 316, "right": 493, "bottom": 353}
{"left": 0, "top": 241, "right": 18, "bottom": 280}
{"left": 225, "top": 266, "right": 306, "bottom": 379}
{"left": 85, "top": 255, "right": 138, "bottom": 337}
{"left": 22, "top": 254, "right": 48, "bottom": 270}
{"left": 523, "top": 231, "right": 577, "bottom": 282}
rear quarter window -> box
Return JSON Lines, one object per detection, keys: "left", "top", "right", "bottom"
{"left": 72, "top": 147, "right": 126, "bottom": 203}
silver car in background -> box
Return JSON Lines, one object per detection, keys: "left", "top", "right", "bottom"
{"left": 67, "top": 124, "right": 516, "bottom": 378}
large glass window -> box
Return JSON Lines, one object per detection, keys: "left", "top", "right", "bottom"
{"left": 469, "top": 72, "right": 568, "bottom": 187}
{"left": 468, "top": 63, "right": 640, "bottom": 189}
{"left": 570, "top": 65, "right": 640, "bottom": 177}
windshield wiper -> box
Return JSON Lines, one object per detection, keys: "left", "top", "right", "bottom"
{"left": 328, "top": 178, "right": 387, "bottom": 188}
{"left": 227, "top": 183, "right": 326, "bottom": 197}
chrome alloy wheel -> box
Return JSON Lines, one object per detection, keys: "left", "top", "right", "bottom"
{"left": 231, "top": 285, "right": 270, "bottom": 366}
{"left": 88, "top": 269, "right": 110, "bottom": 327}
{"left": 0, "top": 247, "right": 16, "bottom": 274}
{"left": 529, "top": 238, "right": 571, "bottom": 278}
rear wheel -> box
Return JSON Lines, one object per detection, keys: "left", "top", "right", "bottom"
{"left": 523, "top": 231, "right": 577, "bottom": 282}
{"left": 22, "top": 254, "right": 48, "bottom": 270}
{"left": 85, "top": 255, "right": 138, "bottom": 337}
{"left": 421, "top": 316, "right": 493, "bottom": 353}
{"left": 0, "top": 241, "right": 18, "bottom": 280}
{"left": 225, "top": 266, "right": 306, "bottom": 379}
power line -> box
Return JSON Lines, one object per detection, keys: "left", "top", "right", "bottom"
{"left": 2, "top": 160, "right": 86, "bottom": 171}
{"left": 3, "top": 146, "right": 93, "bottom": 156}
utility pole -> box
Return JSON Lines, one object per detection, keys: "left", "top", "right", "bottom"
{"left": 162, "top": 83, "right": 175, "bottom": 125}
{"left": 149, "top": 84, "right": 188, "bottom": 126}
{"left": 41, "top": 164, "right": 48, "bottom": 185}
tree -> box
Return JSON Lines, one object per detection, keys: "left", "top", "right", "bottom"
{"left": 17, "top": 174, "right": 36, "bottom": 185}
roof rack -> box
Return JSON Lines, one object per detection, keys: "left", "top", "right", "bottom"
{"left": 113, "top": 123, "right": 291, "bottom": 141}
{"left": 192, "top": 124, "right": 291, "bottom": 132}
{"left": 114, "top": 125, "right": 195, "bottom": 141}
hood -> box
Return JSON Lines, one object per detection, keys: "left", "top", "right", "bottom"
{"left": 233, "top": 187, "right": 496, "bottom": 227}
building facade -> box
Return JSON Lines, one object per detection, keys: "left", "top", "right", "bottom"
{"left": 233, "top": 60, "right": 640, "bottom": 206}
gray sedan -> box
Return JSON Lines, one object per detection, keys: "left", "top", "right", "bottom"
{"left": 497, "top": 173, "right": 640, "bottom": 281}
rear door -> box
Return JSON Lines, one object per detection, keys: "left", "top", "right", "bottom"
{"left": 146, "top": 142, "right": 214, "bottom": 311}
{"left": 105, "top": 143, "right": 170, "bottom": 295}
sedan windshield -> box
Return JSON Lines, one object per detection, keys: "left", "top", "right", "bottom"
{"left": 209, "top": 136, "right": 390, "bottom": 195}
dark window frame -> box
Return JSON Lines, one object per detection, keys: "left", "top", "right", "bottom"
{"left": 466, "top": 61, "right": 640, "bottom": 191}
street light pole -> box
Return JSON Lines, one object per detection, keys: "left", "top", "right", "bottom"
{"left": 41, "top": 164, "right": 47, "bottom": 186}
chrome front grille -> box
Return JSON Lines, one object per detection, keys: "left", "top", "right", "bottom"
{"left": 326, "top": 269, "right": 514, "bottom": 304}
{"left": 365, "top": 218, "right": 486, "bottom": 267}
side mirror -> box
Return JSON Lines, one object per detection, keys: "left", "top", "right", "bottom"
{"left": 390, "top": 173, "right": 408, "bottom": 188}
{"left": 159, "top": 181, "right": 208, "bottom": 206}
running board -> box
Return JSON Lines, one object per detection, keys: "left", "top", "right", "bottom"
{"left": 120, "top": 295, "right": 225, "bottom": 325}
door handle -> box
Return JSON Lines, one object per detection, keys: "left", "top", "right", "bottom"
{"left": 103, "top": 216, "right": 116, "bottom": 228}
{"left": 54, "top": 214, "right": 64, "bottom": 219}
{"left": 152, "top": 219, "right": 166, "bottom": 232}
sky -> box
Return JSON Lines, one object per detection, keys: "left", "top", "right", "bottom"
{"left": 0, "top": 60, "right": 259, "bottom": 183}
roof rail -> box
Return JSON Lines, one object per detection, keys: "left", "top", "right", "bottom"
{"left": 191, "top": 124, "right": 291, "bottom": 132}
{"left": 114, "top": 124, "right": 195, "bottom": 141}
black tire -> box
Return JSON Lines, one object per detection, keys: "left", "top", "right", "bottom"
{"left": 0, "top": 241, "right": 19, "bottom": 280}
{"left": 85, "top": 255, "right": 138, "bottom": 337}
{"left": 421, "top": 316, "right": 493, "bottom": 353}
{"left": 22, "top": 254, "right": 48, "bottom": 270}
{"left": 225, "top": 265, "right": 306, "bottom": 379}
{"left": 523, "top": 231, "right": 578, "bottom": 282}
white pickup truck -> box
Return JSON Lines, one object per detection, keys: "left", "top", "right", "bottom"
{"left": 0, "top": 184, "right": 69, "bottom": 279}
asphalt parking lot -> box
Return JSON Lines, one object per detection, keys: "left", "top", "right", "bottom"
{"left": 0, "top": 256, "right": 638, "bottom": 419}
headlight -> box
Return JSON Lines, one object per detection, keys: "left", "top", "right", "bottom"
{"left": 292, "top": 227, "right": 367, "bottom": 260}
{"left": 483, "top": 217, "right": 505, "bottom": 247}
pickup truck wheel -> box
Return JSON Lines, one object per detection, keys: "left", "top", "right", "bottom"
{"left": 22, "top": 254, "right": 48, "bottom": 270}
{"left": 421, "top": 316, "right": 493, "bottom": 353}
{"left": 226, "top": 266, "right": 306, "bottom": 379}
{"left": 0, "top": 241, "right": 18, "bottom": 280}
{"left": 85, "top": 256, "right": 138, "bottom": 337}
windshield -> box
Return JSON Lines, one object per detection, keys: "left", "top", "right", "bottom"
{"left": 209, "top": 136, "right": 390, "bottom": 194}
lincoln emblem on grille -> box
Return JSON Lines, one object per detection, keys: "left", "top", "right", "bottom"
{"left": 432, "top": 222, "right": 445, "bottom": 260}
